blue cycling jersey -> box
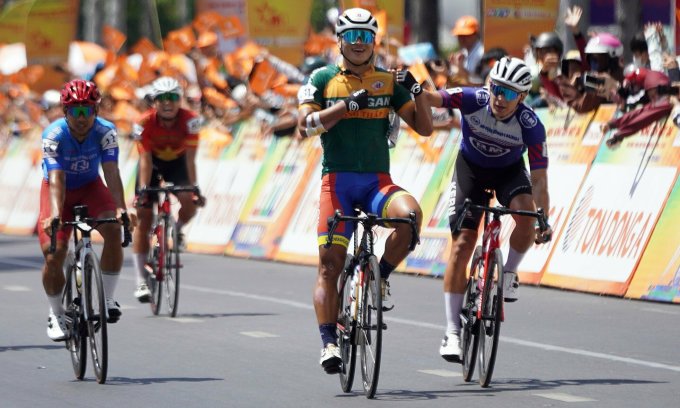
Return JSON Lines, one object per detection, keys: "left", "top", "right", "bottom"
{"left": 41, "top": 117, "right": 119, "bottom": 190}
{"left": 438, "top": 87, "right": 548, "bottom": 170}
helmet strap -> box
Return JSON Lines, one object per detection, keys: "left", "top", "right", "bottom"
{"left": 340, "top": 45, "right": 374, "bottom": 70}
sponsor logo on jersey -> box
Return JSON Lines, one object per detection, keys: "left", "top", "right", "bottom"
{"left": 446, "top": 87, "right": 463, "bottom": 96}
{"left": 368, "top": 96, "right": 390, "bottom": 108}
{"left": 71, "top": 159, "right": 90, "bottom": 172}
{"left": 297, "top": 83, "right": 317, "bottom": 104}
{"left": 42, "top": 139, "right": 59, "bottom": 158}
{"left": 372, "top": 80, "right": 385, "bottom": 90}
{"left": 519, "top": 110, "right": 538, "bottom": 128}
{"left": 475, "top": 89, "right": 490, "bottom": 106}
{"left": 470, "top": 137, "right": 510, "bottom": 157}
{"left": 101, "top": 129, "right": 118, "bottom": 150}
{"left": 187, "top": 117, "right": 202, "bottom": 134}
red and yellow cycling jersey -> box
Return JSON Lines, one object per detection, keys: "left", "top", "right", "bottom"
{"left": 134, "top": 108, "right": 201, "bottom": 161}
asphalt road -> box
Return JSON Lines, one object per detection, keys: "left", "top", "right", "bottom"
{"left": 1, "top": 233, "right": 678, "bottom": 408}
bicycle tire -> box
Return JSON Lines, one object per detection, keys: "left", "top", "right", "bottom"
{"left": 165, "top": 218, "right": 181, "bottom": 317}
{"left": 359, "top": 255, "right": 382, "bottom": 399}
{"left": 63, "top": 251, "right": 86, "bottom": 380}
{"left": 338, "top": 254, "right": 357, "bottom": 393}
{"left": 478, "top": 248, "right": 504, "bottom": 388}
{"left": 83, "top": 251, "right": 108, "bottom": 384}
{"left": 148, "top": 223, "right": 163, "bottom": 315}
{"left": 461, "top": 247, "right": 482, "bottom": 382}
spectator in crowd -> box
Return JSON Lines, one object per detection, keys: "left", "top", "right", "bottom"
{"left": 448, "top": 15, "right": 484, "bottom": 85}
{"left": 601, "top": 70, "right": 674, "bottom": 147}
{"left": 630, "top": 32, "right": 651, "bottom": 69}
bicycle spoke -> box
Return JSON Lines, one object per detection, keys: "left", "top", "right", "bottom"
{"left": 84, "top": 252, "right": 108, "bottom": 384}
{"left": 359, "top": 256, "right": 382, "bottom": 399}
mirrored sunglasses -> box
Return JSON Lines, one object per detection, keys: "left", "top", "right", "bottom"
{"left": 490, "top": 82, "right": 520, "bottom": 101}
{"left": 66, "top": 105, "right": 95, "bottom": 118}
{"left": 341, "top": 29, "right": 375, "bottom": 45}
{"left": 155, "top": 93, "right": 181, "bottom": 102}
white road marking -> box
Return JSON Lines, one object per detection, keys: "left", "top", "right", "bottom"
{"left": 170, "top": 317, "right": 204, "bottom": 323}
{"left": 641, "top": 307, "right": 680, "bottom": 315}
{"left": 240, "top": 331, "right": 279, "bottom": 338}
{"left": 418, "top": 369, "right": 461, "bottom": 377}
{"left": 533, "top": 392, "right": 596, "bottom": 402}
{"left": 3, "top": 258, "right": 679, "bottom": 373}
{"left": 3, "top": 285, "right": 30, "bottom": 292}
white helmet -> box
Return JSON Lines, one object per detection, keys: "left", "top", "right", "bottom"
{"left": 151, "top": 76, "right": 182, "bottom": 98}
{"left": 489, "top": 57, "right": 533, "bottom": 92}
{"left": 335, "top": 8, "right": 378, "bottom": 35}
{"left": 584, "top": 33, "right": 623, "bottom": 58}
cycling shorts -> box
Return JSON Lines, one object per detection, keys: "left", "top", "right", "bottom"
{"left": 38, "top": 178, "right": 116, "bottom": 246}
{"left": 135, "top": 155, "right": 190, "bottom": 203}
{"left": 318, "top": 172, "right": 409, "bottom": 248}
{"left": 448, "top": 151, "right": 532, "bottom": 232}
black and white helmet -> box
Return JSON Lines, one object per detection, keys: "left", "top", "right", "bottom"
{"left": 150, "top": 76, "right": 182, "bottom": 98}
{"left": 335, "top": 8, "right": 378, "bottom": 35}
{"left": 489, "top": 57, "right": 532, "bottom": 92}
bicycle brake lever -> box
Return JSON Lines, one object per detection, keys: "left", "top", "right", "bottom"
{"left": 324, "top": 211, "right": 341, "bottom": 248}
{"left": 120, "top": 212, "right": 132, "bottom": 248}
{"left": 48, "top": 217, "right": 61, "bottom": 254}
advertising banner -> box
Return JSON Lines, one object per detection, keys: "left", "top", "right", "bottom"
{"left": 483, "top": 0, "right": 560, "bottom": 58}
{"left": 186, "top": 119, "right": 275, "bottom": 253}
{"left": 0, "top": 138, "right": 34, "bottom": 231}
{"left": 542, "top": 113, "right": 678, "bottom": 295}
{"left": 246, "top": 0, "right": 313, "bottom": 66}
{"left": 226, "top": 137, "right": 321, "bottom": 259}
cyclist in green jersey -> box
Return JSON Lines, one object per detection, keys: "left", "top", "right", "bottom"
{"left": 297, "top": 7, "right": 433, "bottom": 374}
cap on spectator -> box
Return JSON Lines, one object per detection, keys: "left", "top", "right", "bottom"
{"left": 186, "top": 84, "right": 202, "bottom": 101}
{"left": 623, "top": 65, "right": 648, "bottom": 88}
{"left": 197, "top": 31, "right": 218, "bottom": 48}
{"left": 561, "top": 49, "right": 582, "bottom": 75}
{"left": 451, "top": 16, "right": 479, "bottom": 36}
{"left": 42, "top": 89, "right": 61, "bottom": 109}
{"left": 643, "top": 70, "right": 669, "bottom": 90}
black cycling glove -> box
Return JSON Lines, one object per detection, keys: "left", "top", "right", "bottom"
{"left": 344, "top": 89, "right": 369, "bottom": 111}
{"left": 396, "top": 69, "right": 423, "bottom": 96}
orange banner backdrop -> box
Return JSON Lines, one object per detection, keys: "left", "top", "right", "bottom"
{"left": 483, "top": 0, "right": 559, "bottom": 58}
{"left": 341, "top": 0, "right": 404, "bottom": 45}
{"left": 23, "top": 0, "right": 79, "bottom": 65}
{"left": 245, "top": 0, "right": 312, "bottom": 66}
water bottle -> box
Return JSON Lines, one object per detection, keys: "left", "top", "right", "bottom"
{"left": 75, "top": 260, "right": 82, "bottom": 292}
{"left": 349, "top": 269, "right": 359, "bottom": 315}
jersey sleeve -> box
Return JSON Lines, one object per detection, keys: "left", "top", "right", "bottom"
{"left": 42, "top": 124, "right": 64, "bottom": 172}
{"left": 98, "top": 120, "right": 119, "bottom": 163}
{"left": 518, "top": 108, "right": 549, "bottom": 170}
{"left": 135, "top": 112, "right": 152, "bottom": 154}
{"left": 297, "top": 68, "right": 326, "bottom": 111}
{"left": 439, "top": 87, "right": 489, "bottom": 114}
{"left": 392, "top": 81, "right": 413, "bottom": 113}
{"left": 184, "top": 110, "right": 200, "bottom": 148}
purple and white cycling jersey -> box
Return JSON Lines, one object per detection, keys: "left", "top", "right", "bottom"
{"left": 438, "top": 87, "right": 548, "bottom": 170}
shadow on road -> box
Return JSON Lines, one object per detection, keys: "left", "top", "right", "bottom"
{"left": 103, "top": 376, "right": 223, "bottom": 385}
{"left": 360, "top": 377, "right": 664, "bottom": 401}
{"left": 175, "top": 312, "right": 276, "bottom": 319}
{"left": 0, "top": 344, "right": 63, "bottom": 352}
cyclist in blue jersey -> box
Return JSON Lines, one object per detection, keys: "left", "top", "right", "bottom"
{"left": 424, "top": 57, "right": 553, "bottom": 362}
{"left": 39, "top": 79, "right": 134, "bottom": 341}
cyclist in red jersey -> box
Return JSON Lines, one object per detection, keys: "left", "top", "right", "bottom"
{"left": 131, "top": 77, "right": 205, "bottom": 302}
{"left": 40, "top": 79, "right": 133, "bottom": 341}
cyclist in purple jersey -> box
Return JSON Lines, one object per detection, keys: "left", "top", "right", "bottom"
{"left": 424, "top": 57, "right": 553, "bottom": 363}
{"left": 39, "top": 79, "right": 134, "bottom": 341}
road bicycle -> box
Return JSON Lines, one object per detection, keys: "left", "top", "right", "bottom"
{"left": 326, "top": 208, "right": 419, "bottom": 399}
{"left": 49, "top": 205, "right": 131, "bottom": 384}
{"left": 140, "top": 184, "right": 199, "bottom": 317}
{"left": 453, "top": 197, "right": 549, "bottom": 387}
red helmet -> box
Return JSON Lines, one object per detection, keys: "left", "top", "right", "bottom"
{"left": 60, "top": 79, "right": 101, "bottom": 107}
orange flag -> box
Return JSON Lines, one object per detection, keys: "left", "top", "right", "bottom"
{"left": 193, "top": 11, "right": 223, "bottom": 33}
{"left": 374, "top": 10, "right": 387, "bottom": 45}
{"left": 137, "top": 58, "right": 158, "bottom": 86}
{"left": 249, "top": 59, "right": 277, "bottom": 95}
{"left": 102, "top": 25, "right": 127, "bottom": 52}
{"left": 131, "top": 37, "right": 158, "bottom": 58}
{"left": 165, "top": 26, "right": 196, "bottom": 54}
{"left": 218, "top": 16, "right": 245, "bottom": 38}
{"left": 409, "top": 61, "right": 432, "bottom": 86}
{"left": 205, "top": 66, "right": 228, "bottom": 90}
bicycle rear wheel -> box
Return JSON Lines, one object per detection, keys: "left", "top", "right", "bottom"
{"left": 359, "top": 255, "right": 382, "bottom": 399}
{"left": 148, "top": 224, "right": 163, "bottom": 315}
{"left": 83, "top": 251, "right": 108, "bottom": 384}
{"left": 63, "top": 251, "right": 86, "bottom": 380}
{"left": 164, "top": 218, "right": 181, "bottom": 317}
{"left": 461, "top": 247, "right": 482, "bottom": 382}
{"left": 478, "top": 248, "right": 504, "bottom": 388}
{"left": 338, "top": 255, "right": 357, "bottom": 393}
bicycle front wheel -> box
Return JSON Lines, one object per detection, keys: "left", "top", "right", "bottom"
{"left": 478, "top": 248, "right": 504, "bottom": 388}
{"left": 83, "top": 251, "right": 108, "bottom": 384}
{"left": 164, "top": 218, "right": 181, "bottom": 317}
{"left": 461, "top": 247, "right": 482, "bottom": 382}
{"left": 63, "top": 251, "right": 86, "bottom": 380}
{"left": 337, "top": 255, "right": 357, "bottom": 393}
{"left": 359, "top": 255, "right": 382, "bottom": 399}
{"left": 148, "top": 224, "right": 163, "bottom": 315}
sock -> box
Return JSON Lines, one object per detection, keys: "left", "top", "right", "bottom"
{"left": 101, "top": 271, "right": 118, "bottom": 299}
{"left": 379, "top": 258, "right": 396, "bottom": 279}
{"left": 319, "top": 323, "right": 337, "bottom": 347}
{"left": 132, "top": 253, "right": 148, "bottom": 285}
{"left": 504, "top": 246, "right": 527, "bottom": 273}
{"left": 176, "top": 220, "right": 185, "bottom": 232}
{"left": 47, "top": 294, "right": 64, "bottom": 315}
{"left": 444, "top": 292, "right": 463, "bottom": 334}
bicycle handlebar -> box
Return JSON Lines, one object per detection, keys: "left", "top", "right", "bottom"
{"left": 140, "top": 185, "right": 199, "bottom": 194}
{"left": 325, "top": 210, "right": 420, "bottom": 251}
{"left": 48, "top": 215, "right": 132, "bottom": 253}
{"left": 453, "top": 198, "right": 550, "bottom": 241}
